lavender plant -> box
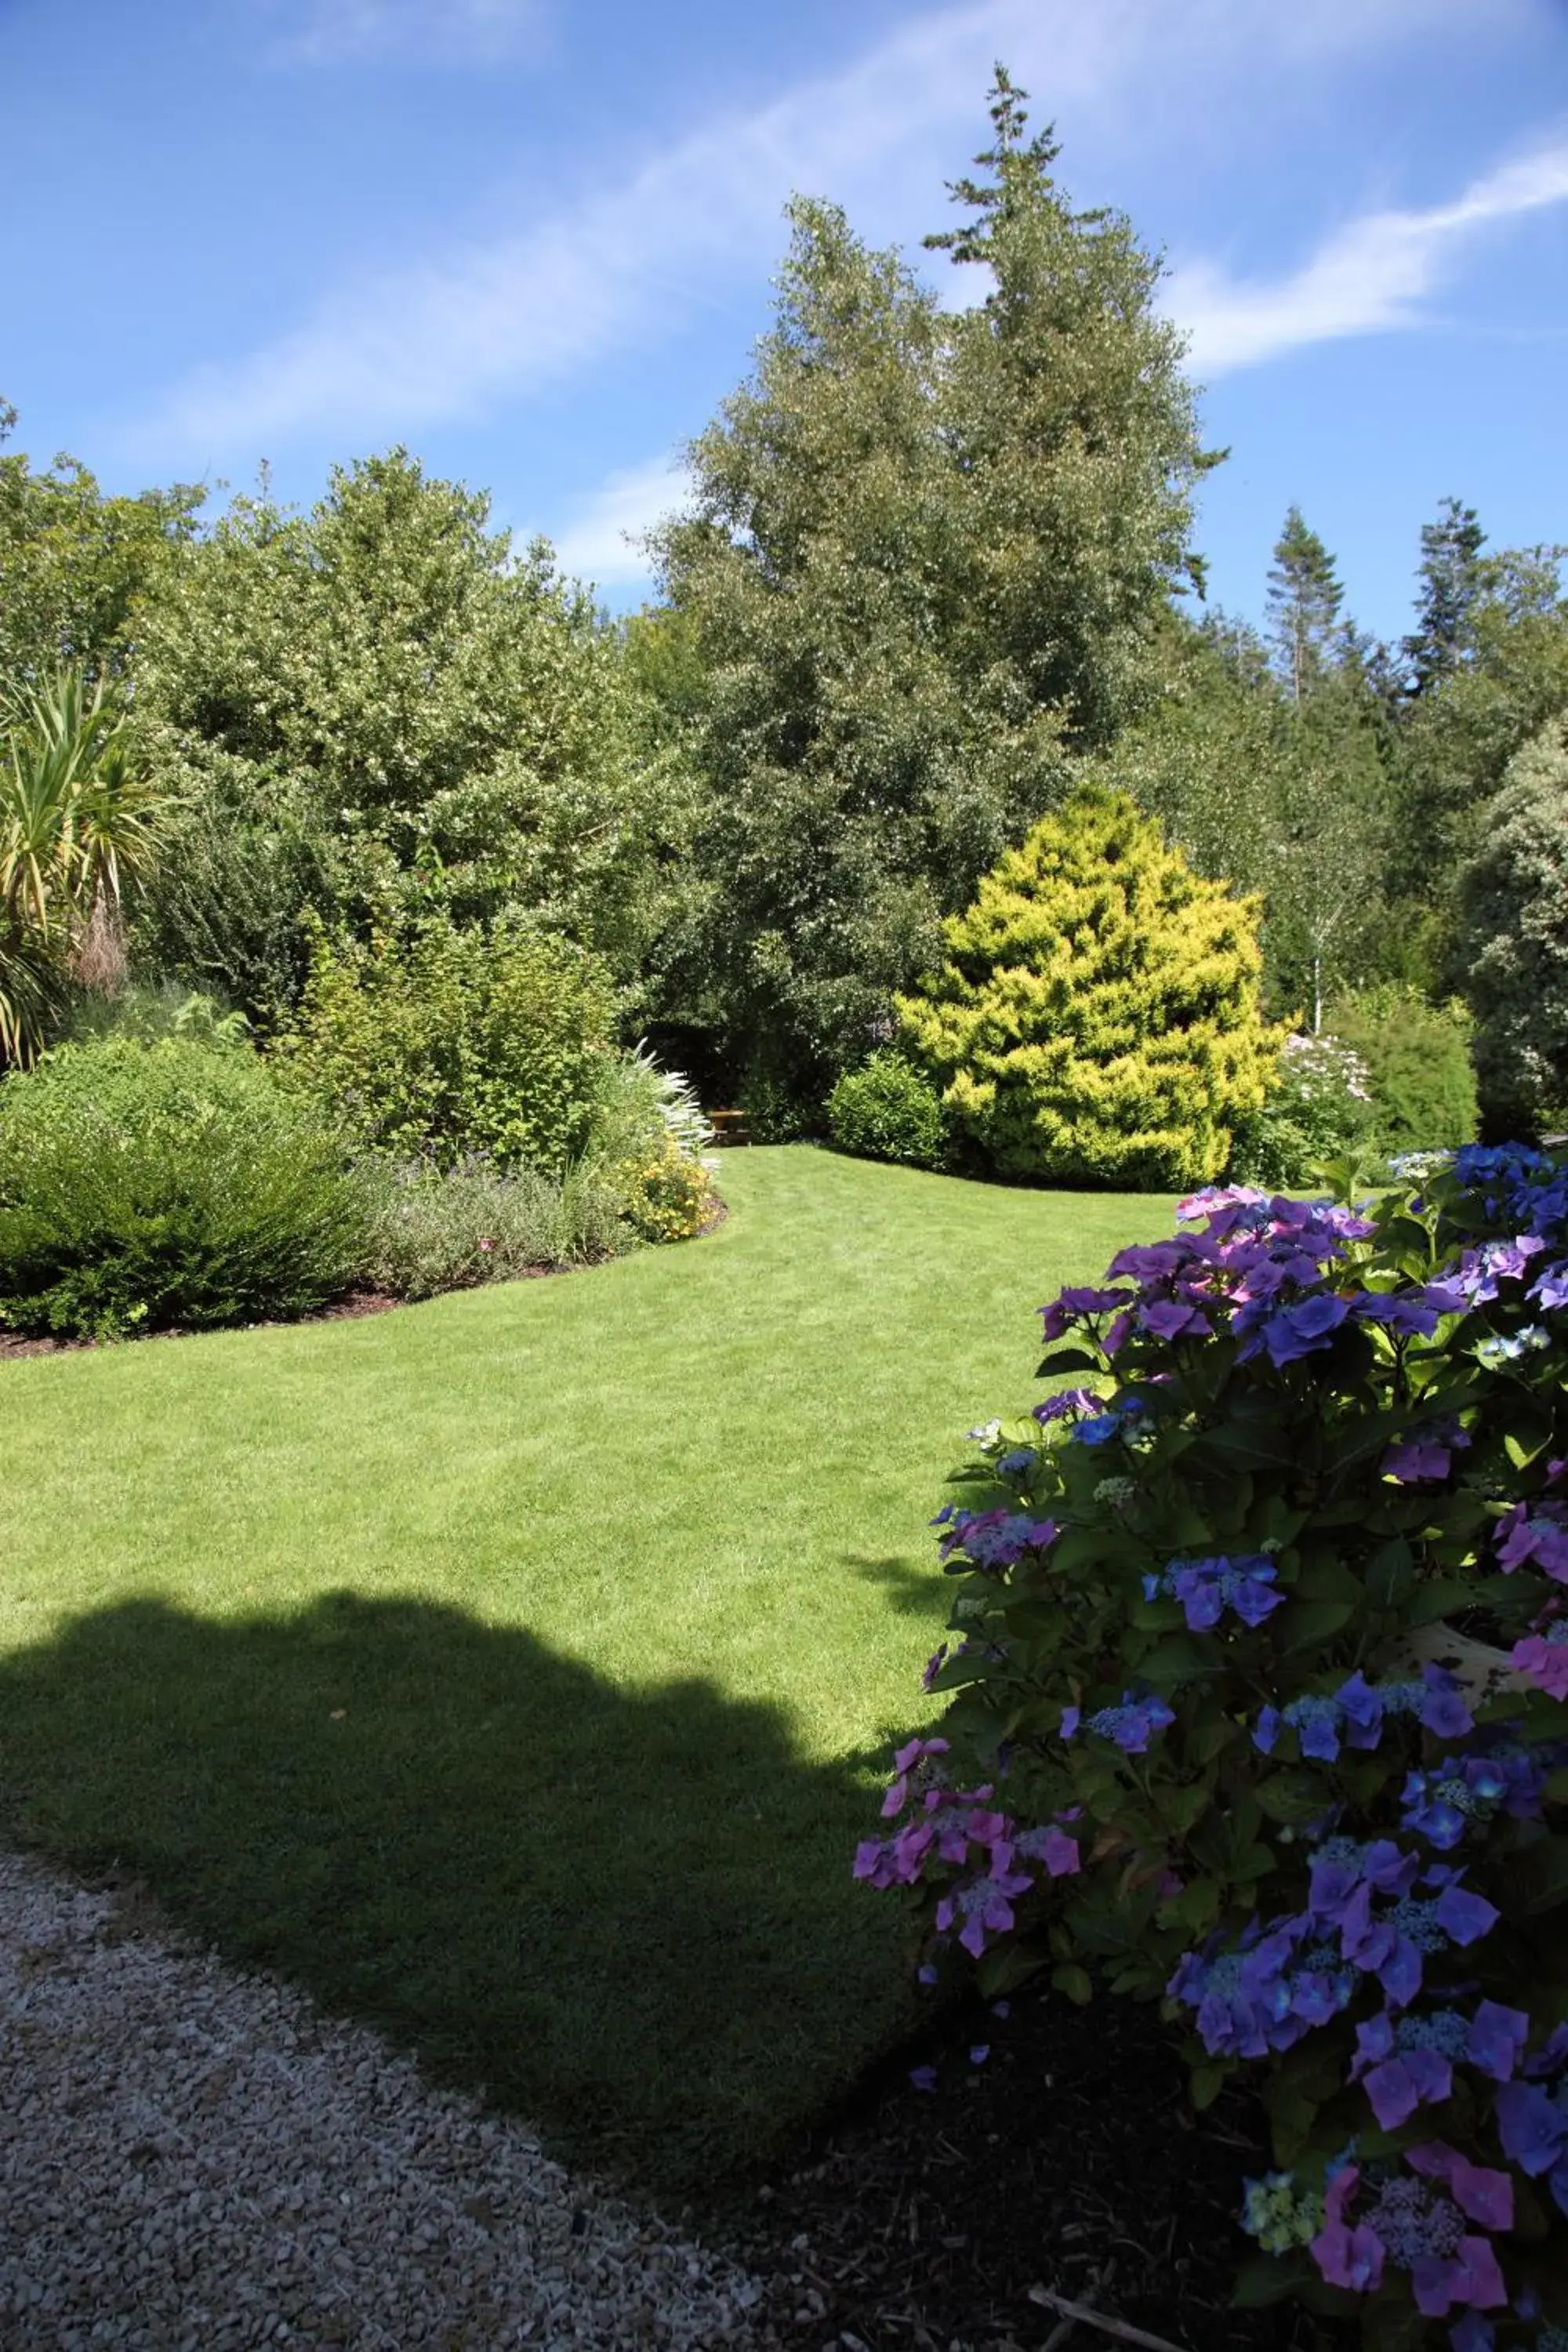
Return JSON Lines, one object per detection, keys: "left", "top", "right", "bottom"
{"left": 859, "top": 1146, "right": 1568, "bottom": 2347}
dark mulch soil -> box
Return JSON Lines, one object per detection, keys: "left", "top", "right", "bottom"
{"left": 0, "top": 1288, "right": 405, "bottom": 1358}
{"left": 717, "top": 1981, "right": 1348, "bottom": 2352}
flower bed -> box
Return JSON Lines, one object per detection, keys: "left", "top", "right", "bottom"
{"left": 860, "top": 1146, "right": 1568, "bottom": 2349}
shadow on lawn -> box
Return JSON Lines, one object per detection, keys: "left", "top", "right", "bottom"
{"left": 0, "top": 1592, "right": 914, "bottom": 2195}
{"left": 840, "top": 1552, "right": 949, "bottom": 1621}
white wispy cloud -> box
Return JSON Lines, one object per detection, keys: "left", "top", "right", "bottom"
{"left": 1171, "top": 135, "right": 1568, "bottom": 374}
{"left": 140, "top": 0, "right": 1519, "bottom": 463}
{"left": 256, "top": 0, "right": 538, "bottom": 67}
{"left": 550, "top": 456, "right": 691, "bottom": 588}
{"left": 147, "top": 1, "right": 1025, "bottom": 454}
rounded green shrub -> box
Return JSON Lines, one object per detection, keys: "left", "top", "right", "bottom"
{"left": 827, "top": 1052, "right": 949, "bottom": 1169}
{"left": 896, "top": 786, "right": 1281, "bottom": 1190}
{"left": 0, "top": 1036, "right": 368, "bottom": 1338}
{"left": 281, "top": 915, "right": 616, "bottom": 1174}
{"left": 1329, "top": 985, "right": 1479, "bottom": 1158}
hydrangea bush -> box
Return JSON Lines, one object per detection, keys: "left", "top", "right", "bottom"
{"left": 858, "top": 1146, "right": 1568, "bottom": 2348}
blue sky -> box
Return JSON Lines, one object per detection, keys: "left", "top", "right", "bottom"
{"left": 3, "top": 0, "right": 1566, "bottom": 645}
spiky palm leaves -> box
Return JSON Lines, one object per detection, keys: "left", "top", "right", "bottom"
{"left": 0, "top": 668, "right": 169, "bottom": 1059}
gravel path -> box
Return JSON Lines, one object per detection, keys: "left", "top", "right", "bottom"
{"left": 0, "top": 1848, "right": 768, "bottom": 2351}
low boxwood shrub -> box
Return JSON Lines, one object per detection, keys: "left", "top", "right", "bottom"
{"left": 0, "top": 1036, "right": 368, "bottom": 1338}
{"left": 827, "top": 1052, "right": 949, "bottom": 1171}
{"left": 1230, "top": 1031, "right": 1375, "bottom": 1189}
{"left": 860, "top": 1146, "right": 1568, "bottom": 2345}
{"left": 281, "top": 914, "right": 616, "bottom": 1174}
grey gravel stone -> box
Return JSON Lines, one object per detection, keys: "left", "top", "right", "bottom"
{"left": 0, "top": 1850, "right": 768, "bottom": 2350}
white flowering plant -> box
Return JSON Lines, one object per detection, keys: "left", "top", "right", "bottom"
{"left": 1232, "top": 1032, "right": 1375, "bottom": 1189}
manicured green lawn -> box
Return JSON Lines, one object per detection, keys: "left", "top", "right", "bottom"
{"left": 0, "top": 1146, "right": 1166, "bottom": 2191}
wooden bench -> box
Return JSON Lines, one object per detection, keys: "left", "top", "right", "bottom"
{"left": 707, "top": 1109, "right": 751, "bottom": 1147}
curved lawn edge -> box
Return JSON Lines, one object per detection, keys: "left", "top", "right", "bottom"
{"left": 0, "top": 1147, "right": 1167, "bottom": 2194}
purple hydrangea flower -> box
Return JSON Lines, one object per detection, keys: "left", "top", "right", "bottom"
{"left": 935, "top": 1858, "right": 1036, "bottom": 1958}
{"left": 1248, "top": 1291, "right": 1352, "bottom": 1368}
{"left": 1154, "top": 1554, "right": 1284, "bottom": 1632}
{"left": 1169, "top": 1915, "right": 1352, "bottom": 2060}
{"left": 1451, "top": 1236, "right": 1549, "bottom": 1304}
{"left": 1497, "top": 1504, "right": 1568, "bottom": 1583}
{"left": 1284, "top": 1693, "right": 1345, "bottom": 1762}
{"left": 1352, "top": 2010, "right": 1457, "bottom": 2129}
{"left": 1494, "top": 2034, "right": 1568, "bottom": 2212}
{"left": 1175, "top": 1183, "right": 1269, "bottom": 1225}
{"left": 1529, "top": 1257, "right": 1568, "bottom": 1309}
{"left": 1403, "top": 2144, "right": 1514, "bottom": 2290}
{"left": 1032, "top": 1388, "right": 1102, "bottom": 1425}
{"left": 1085, "top": 1690, "right": 1175, "bottom": 1753}
{"left": 1511, "top": 1621, "right": 1568, "bottom": 1700}
{"left": 1311, "top": 2165, "right": 1385, "bottom": 2295}
{"left": 880, "top": 1737, "right": 950, "bottom": 1818}
{"left": 1308, "top": 1838, "right": 1418, "bottom": 1922}
{"left": 1466, "top": 2000, "right": 1530, "bottom": 2082}
{"left": 936, "top": 1508, "right": 1059, "bottom": 1570}
{"left": 1401, "top": 1743, "right": 1546, "bottom": 1849}
{"left": 1014, "top": 1824, "right": 1081, "bottom": 1878}
{"left": 1138, "top": 1295, "right": 1214, "bottom": 1342}
{"left": 1330, "top": 1862, "right": 1497, "bottom": 2006}
{"left": 1040, "top": 1287, "right": 1133, "bottom": 1340}
{"left": 1355, "top": 1291, "right": 1443, "bottom": 1341}
{"left": 1105, "top": 1240, "right": 1192, "bottom": 1283}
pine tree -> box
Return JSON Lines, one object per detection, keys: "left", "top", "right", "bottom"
{"left": 1403, "top": 496, "right": 1486, "bottom": 698}
{"left": 932, "top": 69, "right": 1215, "bottom": 746}
{"left": 1266, "top": 508, "right": 1345, "bottom": 704}
{"left": 895, "top": 786, "right": 1279, "bottom": 1188}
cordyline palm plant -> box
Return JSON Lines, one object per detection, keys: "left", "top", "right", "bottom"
{"left": 0, "top": 666, "right": 169, "bottom": 1061}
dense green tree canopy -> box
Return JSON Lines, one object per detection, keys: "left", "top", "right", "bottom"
{"left": 1392, "top": 543, "right": 1568, "bottom": 966}
{"left": 130, "top": 451, "right": 686, "bottom": 1020}
{"left": 0, "top": 399, "right": 204, "bottom": 684}
{"left": 1457, "top": 714, "right": 1568, "bottom": 1135}
{"left": 652, "top": 74, "right": 1214, "bottom": 1101}
{"left": 1082, "top": 602, "right": 1392, "bottom": 1027}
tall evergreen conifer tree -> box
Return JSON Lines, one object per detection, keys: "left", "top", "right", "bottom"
{"left": 652, "top": 74, "right": 1212, "bottom": 1105}
{"left": 1403, "top": 496, "right": 1486, "bottom": 698}
{"left": 1265, "top": 506, "right": 1345, "bottom": 705}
